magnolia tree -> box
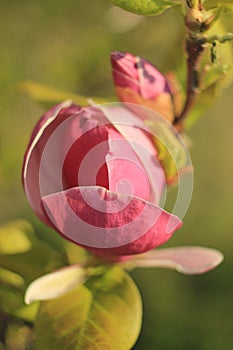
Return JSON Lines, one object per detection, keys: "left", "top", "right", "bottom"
{"left": 0, "top": 1, "right": 232, "bottom": 349}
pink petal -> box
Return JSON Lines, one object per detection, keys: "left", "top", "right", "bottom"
{"left": 22, "top": 101, "right": 80, "bottom": 224}
{"left": 111, "top": 51, "right": 139, "bottom": 92}
{"left": 100, "top": 104, "right": 166, "bottom": 205}
{"left": 62, "top": 110, "right": 152, "bottom": 202}
{"left": 111, "top": 51, "right": 170, "bottom": 99}
{"left": 62, "top": 113, "right": 111, "bottom": 191}
{"left": 128, "top": 246, "right": 224, "bottom": 274}
{"left": 42, "top": 186, "right": 182, "bottom": 257}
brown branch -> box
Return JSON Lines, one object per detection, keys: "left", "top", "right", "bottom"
{"left": 173, "top": 0, "right": 207, "bottom": 131}
{"left": 174, "top": 36, "right": 205, "bottom": 127}
{"left": 171, "top": 0, "right": 233, "bottom": 131}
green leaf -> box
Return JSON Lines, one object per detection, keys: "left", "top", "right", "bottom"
{"left": 0, "top": 285, "right": 23, "bottom": 314}
{"left": 12, "top": 302, "right": 39, "bottom": 323}
{"left": 109, "top": 0, "right": 179, "bottom": 16}
{"left": 19, "top": 80, "right": 109, "bottom": 109}
{"left": 0, "top": 220, "right": 32, "bottom": 255}
{"left": 204, "top": 0, "right": 233, "bottom": 11}
{"left": 146, "top": 119, "right": 188, "bottom": 184}
{"left": 35, "top": 266, "right": 142, "bottom": 350}
{"left": 64, "top": 241, "right": 89, "bottom": 265}
{"left": 185, "top": 73, "right": 231, "bottom": 128}
{"left": 0, "top": 267, "right": 24, "bottom": 288}
{"left": 0, "top": 222, "right": 65, "bottom": 283}
{"left": 0, "top": 277, "right": 37, "bottom": 323}
{"left": 0, "top": 284, "right": 38, "bottom": 322}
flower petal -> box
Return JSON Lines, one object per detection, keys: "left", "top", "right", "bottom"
{"left": 100, "top": 104, "right": 166, "bottom": 205}
{"left": 22, "top": 101, "right": 80, "bottom": 225}
{"left": 42, "top": 186, "right": 182, "bottom": 257}
{"left": 111, "top": 51, "right": 169, "bottom": 99}
{"left": 111, "top": 51, "right": 174, "bottom": 122}
{"left": 62, "top": 109, "right": 153, "bottom": 202}
{"left": 128, "top": 246, "right": 224, "bottom": 274}
{"left": 25, "top": 265, "right": 86, "bottom": 304}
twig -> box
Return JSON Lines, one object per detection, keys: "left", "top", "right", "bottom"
{"left": 173, "top": 36, "right": 204, "bottom": 126}
{"left": 173, "top": 1, "right": 233, "bottom": 130}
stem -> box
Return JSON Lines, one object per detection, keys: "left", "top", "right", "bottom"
{"left": 173, "top": 1, "right": 233, "bottom": 130}
{"left": 199, "top": 33, "right": 233, "bottom": 44}
{"left": 174, "top": 36, "right": 204, "bottom": 126}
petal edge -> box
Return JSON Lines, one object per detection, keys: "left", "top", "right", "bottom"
{"left": 126, "top": 246, "right": 224, "bottom": 274}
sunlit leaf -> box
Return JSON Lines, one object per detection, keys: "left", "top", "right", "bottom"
{"left": 20, "top": 81, "right": 109, "bottom": 109}
{"left": 0, "top": 285, "right": 23, "bottom": 314}
{"left": 13, "top": 302, "right": 39, "bottom": 323}
{"left": 25, "top": 265, "right": 87, "bottom": 304}
{"left": 0, "top": 267, "right": 24, "bottom": 288}
{"left": 204, "top": 0, "right": 233, "bottom": 11}
{"left": 0, "top": 284, "right": 38, "bottom": 322}
{"left": 200, "top": 23, "right": 233, "bottom": 92}
{"left": 109, "top": 0, "right": 180, "bottom": 16}
{"left": 0, "top": 224, "right": 65, "bottom": 283}
{"left": 65, "top": 241, "right": 89, "bottom": 265}
{"left": 146, "top": 119, "right": 189, "bottom": 184}
{"left": 126, "top": 246, "right": 224, "bottom": 274}
{"left": 35, "top": 266, "right": 142, "bottom": 350}
{"left": 0, "top": 220, "right": 32, "bottom": 255}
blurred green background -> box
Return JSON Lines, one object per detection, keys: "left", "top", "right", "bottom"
{"left": 0, "top": 1, "right": 232, "bottom": 349}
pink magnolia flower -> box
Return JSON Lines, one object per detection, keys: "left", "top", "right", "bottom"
{"left": 22, "top": 101, "right": 182, "bottom": 258}
{"left": 111, "top": 51, "right": 180, "bottom": 123}
{"left": 23, "top": 53, "right": 223, "bottom": 304}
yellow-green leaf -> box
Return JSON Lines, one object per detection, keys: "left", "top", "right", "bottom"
{"left": 13, "top": 302, "right": 39, "bottom": 323}
{"left": 35, "top": 266, "right": 142, "bottom": 350}
{"left": 204, "top": 0, "right": 233, "bottom": 11}
{"left": 19, "top": 81, "right": 109, "bottom": 109}
{"left": 0, "top": 285, "right": 23, "bottom": 314}
{"left": 0, "top": 267, "right": 24, "bottom": 287}
{"left": 146, "top": 119, "right": 189, "bottom": 184}
{"left": 65, "top": 241, "right": 89, "bottom": 265}
{"left": 0, "top": 220, "right": 32, "bottom": 255}
{"left": 109, "top": 0, "right": 180, "bottom": 16}
{"left": 0, "top": 221, "right": 65, "bottom": 282}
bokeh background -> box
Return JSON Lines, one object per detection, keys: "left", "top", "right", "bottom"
{"left": 0, "top": 1, "right": 232, "bottom": 349}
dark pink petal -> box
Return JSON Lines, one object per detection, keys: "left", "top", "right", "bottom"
{"left": 62, "top": 115, "right": 111, "bottom": 190}
{"left": 127, "top": 246, "right": 224, "bottom": 274}
{"left": 42, "top": 186, "right": 182, "bottom": 257}
{"left": 62, "top": 111, "right": 152, "bottom": 202}
{"left": 111, "top": 51, "right": 170, "bottom": 99}
{"left": 104, "top": 127, "right": 151, "bottom": 201}
{"left": 100, "top": 104, "right": 166, "bottom": 204}
{"left": 22, "top": 101, "right": 81, "bottom": 224}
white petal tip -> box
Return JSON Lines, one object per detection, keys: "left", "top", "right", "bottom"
{"left": 24, "top": 265, "right": 86, "bottom": 304}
